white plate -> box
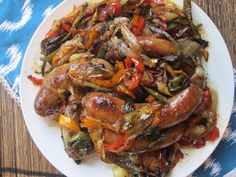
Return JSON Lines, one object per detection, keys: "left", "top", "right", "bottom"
{"left": 20, "top": 0, "right": 234, "bottom": 177}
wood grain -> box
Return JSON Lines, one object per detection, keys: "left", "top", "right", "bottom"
{"left": 0, "top": 0, "right": 235, "bottom": 176}
{"left": 0, "top": 87, "right": 63, "bottom": 177}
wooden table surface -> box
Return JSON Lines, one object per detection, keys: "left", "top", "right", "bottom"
{"left": 1, "top": 0, "right": 235, "bottom": 176}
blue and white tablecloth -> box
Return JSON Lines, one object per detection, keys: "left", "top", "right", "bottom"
{"left": 0, "top": 1, "right": 235, "bottom": 177}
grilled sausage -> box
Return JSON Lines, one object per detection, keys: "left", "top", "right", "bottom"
{"left": 82, "top": 85, "right": 203, "bottom": 130}
{"left": 137, "top": 36, "right": 177, "bottom": 56}
{"left": 152, "top": 84, "right": 203, "bottom": 129}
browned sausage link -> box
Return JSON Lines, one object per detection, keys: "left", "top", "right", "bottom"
{"left": 34, "top": 87, "right": 60, "bottom": 116}
{"left": 83, "top": 85, "right": 202, "bottom": 129}
{"left": 137, "top": 36, "right": 177, "bottom": 56}
{"left": 35, "top": 58, "right": 114, "bottom": 117}
{"left": 34, "top": 63, "right": 71, "bottom": 117}
{"left": 127, "top": 123, "right": 185, "bottom": 153}
{"left": 82, "top": 92, "right": 125, "bottom": 124}
{"left": 103, "top": 123, "right": 184, "bottom": 154}
{"left": 152, "top": 84, "right": 203, "bottom": 129}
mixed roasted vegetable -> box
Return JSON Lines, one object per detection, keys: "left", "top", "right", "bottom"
{"left": 31, "top": 0, "right": 219, "bottom": 176}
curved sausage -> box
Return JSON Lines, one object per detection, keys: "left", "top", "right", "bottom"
{"left": 34, "top": 63, "right": 71, "bottom": 116}
{"left": 127, "top": 123, "right": 185, "bottom": 153}
{"left": 103, "top": 123, "right": 185, "bottom": 154}
{"left": 34, "top": 87, "right": 61, "bottom": 116}
{"left": 151, "top": 84, "right": 203, "bottom": 129}
{"left": 82, "top": 85, "right": 203, "bottom": 130}
{"left": 137, "top": 36, "right": 177, "bottom": 56}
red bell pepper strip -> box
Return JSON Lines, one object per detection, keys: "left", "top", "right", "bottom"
{"left": 207, "top": 127, "right": 220, "bottom": 141}
{"left": 157, "top": 151, "right": 166, "bottom": 170}
{"left": 125, "top": 72, "right": 141, "bottom": 90}
{"left": 61, "top": 22, "right": 71, "bottom": 32}
{"left": 99, "top": 2, "right": 122, "bottom": 21}
{"left": 125, "top": 57, "right": 145, "bottom": 72}
{"left": 179, "top": 136, "right": 192, "bottom": 147}
{"left": 125, "top": 57, "right": 133, "bottom": 69}
{"left": 128, "top": 73, "right": 140, "bottom": 90}
{"left": 99, "top": 8, "right": 109, "bottom": 21}
{"left": 193, "top": 138, "right": 206, "bottom": 148}
{"left": 131, "top": 15, "right": 145, "bottom": 36}
{"left": 46, "top": 30, "right": 59, "bottom": 38}
{"left": 104, "top": 135, "right": 126, "bottom": 152}
{"left": 28, "top": 75, "right": 43, "bottom": 85}
{"left": 106, "top": 2, "right": 122, "bottom": 16}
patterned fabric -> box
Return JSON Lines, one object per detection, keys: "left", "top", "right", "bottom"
{"left": 0, "top": 1, "right": 235, "bottom": 176}
{"left": 0, "top": 0, "right": 61, "bottom": 103}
